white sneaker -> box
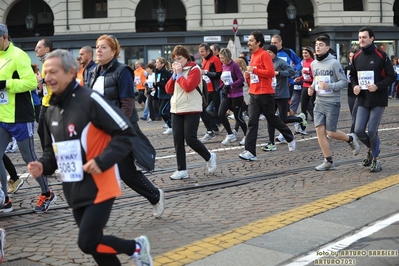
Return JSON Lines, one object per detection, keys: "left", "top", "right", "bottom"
{"left": 274, "top": 133, "right": 287, "bottom": 144}
{"left": 163, "top": 128, "right": 172, "bottom": 135}
{"left": 207, "top": 153, "right": 217, "bottom": 174}
{"left": 152, "top": 189, "right": 165, "bottom": 218}
{"left": 259, "top": 114, "right": 266, "bottom": 120}
{"left": 170, "top": 170, "right": 189, "bottom": 180}
{"left": 131, "top": 236, "right": 153, "bottom": 266}
{"left": 232, "top": 129, "right": 238, "bottom": 136}
{"left": 221, "top": 134, "right": 237, "bottom": 145}
{"left": 228, "top": 113, "right": 235, "bottom": 120}
{"left": 239, "top": 136, "right": 246, "bottom": 145}
{"left": 163, "top": 123, "right": 168, "bottom": 129}
{"left": 5, "top": 138, "right": 18, "bottom": 153}
{"left": 239, "top": 150, "right": 257, "bottom": 161}
{"left": 200, "top": 132, "right": 216, "bottom": 143}
{"left": 288, "top": 139, "right": 296, "bottom": 152}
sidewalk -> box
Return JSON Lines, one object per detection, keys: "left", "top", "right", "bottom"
{"left": 181, "top": 175, "right": 399, "bottom": 266}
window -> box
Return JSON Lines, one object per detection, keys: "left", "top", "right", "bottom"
{"left": 215, "top": 0, "right": 238, "bottom": 13}
{"left": 83, "top": 0, "right": 107, "bottom": 19}
{"left": 343, "top": 0, "right": 363, "bottom": 11}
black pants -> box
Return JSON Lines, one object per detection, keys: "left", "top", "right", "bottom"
{"left": 245, "top": 94, "right": 294, "bottom": 156}
{"left": 268, "top": 98, "right": 301, "bottom": 144}
{"left": 3, "top": 154, "right": 17, "bottom": 181}
{"left": 159, "top": 99, "right": 172, "bottom": 128}
{"left": 37, "top": 106, "right": 48, "bottom": 151}
{"left": 201, "top": 91, "right": 220, "bottom": 132}
{"left": 171, "top": 113, "right": 211, "bottom": 170}
{"left": 218, "top": 96, "right": 247, "bottom": 135}
{"left": 73, "top": 199, "right": 136, "bottom": 266}
{"left": 348, "top": 96, "right": 359, "bottom": 134}
{"left": 147, "top": 93, "right": 159, "bottom": 121}
{"left": 300, "top": 88, "right": 315, "bottom": 120}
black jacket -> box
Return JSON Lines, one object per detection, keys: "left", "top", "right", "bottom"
{"left": 40, "top": 81, "right": 134, "bottom": 208}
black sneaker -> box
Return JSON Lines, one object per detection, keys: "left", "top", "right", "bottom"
{"left": 33, "top": 191, "right": 57, "bottom": 213}
{"left": 362, "top": 150, "right": 373, "bottom": 166}
{"left": 0, "top": 199, "right": 13, "bottom": 213}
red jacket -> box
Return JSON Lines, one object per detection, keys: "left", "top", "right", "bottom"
{"left": 247, "top": 48, "right": 275, "bottom": 95}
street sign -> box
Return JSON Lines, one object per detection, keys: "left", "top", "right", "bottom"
{"left": 233, "top": 18, "right": 238, "bottom": 34}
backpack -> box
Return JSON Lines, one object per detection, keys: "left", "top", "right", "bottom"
{"left": 190, "top": 66, "right": 209, "bottom": 108}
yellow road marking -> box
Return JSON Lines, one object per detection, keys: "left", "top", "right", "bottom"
{"left": 154, "top": 174, "right": 399, "bottom": 265}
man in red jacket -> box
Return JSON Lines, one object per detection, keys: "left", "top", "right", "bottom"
{"left": 239, "top": 31, "right": 296, "bottom": 161}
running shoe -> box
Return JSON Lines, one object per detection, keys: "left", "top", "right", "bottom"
{"left": 239, "top": 150, "right": 257, "bottom": 161}
{"left": 362, "top": 149, "right": 373, "bottom": 166}
{"left": 221, "top": 134, "right": 237, "bottom": 145}
{"left": 207, "top": 153, "right": 217, "bottom": 174}
{"left": 315, "top": 159, "right": 336, "bottom": 171}
{"left": 261, "top": 143, "right": 277, "bottom": 151}
{"left": 162, "top": 128, "right": 172, "bottom": 135}
{"left": 5, "top": 138, "right": 18, "bottom": 153}
{"left": 131, "top": 236, "right": 153, "bottom": 266}
{"left": 288, "top": 139, "right": 296, "bottom": 152}
{"left": 369, "top": 159, "right": 382, "bottom": 172}
{"left": 170, "top": 170, "right": 189, "bottom": 180}
{"left": 200, "top": 132, "right": 216, "bottom": 143}
{"left": 7, "top": 177, "right": 24, "bottom": 194}
{"left": 152, "top": 189, "right": 164, "bottom": 218}
{"left": 0, "top": 199, "right": 12, "bottom": 213}
{"left": 239, "top": 136, "right": 246, "bottom": 145}
{"left": 33, "top": 191, "right": 57, "bottom": 213}
{"left": 348, "top": 133, "right": 360, "bottom": 155}
{"left": 298, "top": 113, "right": 307, "bottom": 130}
{"left": 0, "top": 228, "right": 5, "bottom": 263}
{"left": 274, "top": 133, "right": 287, "bottom": 144}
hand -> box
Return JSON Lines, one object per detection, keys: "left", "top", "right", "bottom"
{"left": 172, "top": 62, "right": 182, "bottom": 74}
{"left": 353, "top": 85, "right": 360, "bottom": 95}
{"left": 222, "top": 84, "right": 231, "bottom": 96}
{"left": 318, "top": 81, "right": 328, "bottom": 90}
{"left": 28, "top": 161, "right": 44, "bottom": 178}
{"left": 244, "top": 71, "right": 250, "bottom": 79}
{"left": 294, "top": 77, "right": 301, "bottom": 83}
{"left": 275, "top": 71, "right": 279, "bottom": 76}
{"left": 247, "top": 66, "right": 254, "bottom": 72}
{"left": 83, "top": 159, "right": 103, "bottom": 175}
{"left": 308, "top": 86, "right": 314, "bottom": 96}
{"left": 367, "top": 84, "right": 378, "bottom": 92}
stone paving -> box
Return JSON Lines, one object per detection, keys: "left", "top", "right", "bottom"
{"left": 1, "top": 94, "right": 399, "bottom": 265}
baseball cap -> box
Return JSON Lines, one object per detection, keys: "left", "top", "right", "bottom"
{"left": 0, "top": 23, "right": 8, "bottom": 35}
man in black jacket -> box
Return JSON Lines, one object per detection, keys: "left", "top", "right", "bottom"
{"left": 351, "top": 27, "right": 396, "bottom": 172}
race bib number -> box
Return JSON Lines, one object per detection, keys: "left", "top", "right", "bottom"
{"left": 53, "top": 139, "right": 83, "bottom": 182}
{"left": 250, "top": 73, "right": 259, "bottom": 84}
{"left": 202, "top": 75, "right": 211, "bottom": 83}
{"left": 271, "top": 76, "right": 276, "bottom": 88}
{"left": 294, "top": 85, "right": 302, "bottom": 90}
{"left": 346, "top": 70, "right": 351, "bottom": 82}
{"left": 358, "top": 71, "right": 374, "bottom": 90}
{"left": 92, "top": 76, "right": 105, "bottom": 95}
{"left": 302, "top": 67, "right": 311, "bottom": 80}
{"left": 135, "top": 76, "right": 141, "bottom": 85}
{"left": 315, "top": 76, "right": 332, "bottom": 94}
{"left": 221, "top": 71, "right": 234, "bottom": 85}
{"left": 0, "top": 87, "right": 8, "bottom": 104}
{"left": 42, "top": 84, "right": 48, "bottom": 96}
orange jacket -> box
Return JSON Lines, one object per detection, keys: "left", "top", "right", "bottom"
{"left": 247, "top": 48, "right": 275, "bottom": 95}
{"left": 134, "top": 67, "right": 146, "bottom": 91}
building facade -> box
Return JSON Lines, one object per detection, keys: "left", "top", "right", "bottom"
{"left": 1, "top": 0, "right": 399, "bottom": 66}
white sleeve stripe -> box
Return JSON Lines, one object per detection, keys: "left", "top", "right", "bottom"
{"left": 90, "top": 92, "right": 129, "bottom": 130}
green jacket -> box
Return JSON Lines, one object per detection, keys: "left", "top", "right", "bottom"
{"left": 0, "top": 42, "right": 37, "bottom": 123}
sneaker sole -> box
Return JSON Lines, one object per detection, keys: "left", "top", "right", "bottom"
{"left": 153, "top": 189, "right": 165, "bottom": 218}
{"left": 261, "top": 147, "right": 276, "bottom": 151}
{"left": 239, "top": 155, "right": 257, "bottom": 161}
{"left": 315, "top": 167, "right": 336, "bottom": 171}
{"left": 0, "top": 206, "right": 13, "bottom": 213}
{"left": 169, "top": 175, "right": 189, "bottom": 180}
{"left": 137, "top": 236, "right": 153, "bottom": 266}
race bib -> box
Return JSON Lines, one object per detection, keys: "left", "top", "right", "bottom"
{"left": 135, "top": 76, "right": 141, "bottom": 85}
{"left": 271, "top": 76, "right": 276, "bottom": 88}
{"left": 302, "top": 67, "right": 311, "bottom": 80}
{"left": 42, "top": 83, "right": 48, "bottom": 96}
{"left": 358, "top": 71, "right": 374, "bottom": 90}
{"left": 346, "top": 70, "right": 351, "bottom": 82}
{"left": 294, "top": 85, "right": 302, "bottom": 90}
{"left": 92, "top": 76, "right": 105, "bottom": 95}
{"left": 202, "top": 75, "right": 211, "bottom": 83}
{"left": 315, "top": 76, "right": 332, "bottom": 94}
{"left": 250, "top": 73, "right": 259, "bottom": 84}
{"left": 221, "top": 71, "right": 234, "bottom": 85}
{"left": 0, "top": 87, "right": 9, "bottom": 105}
{"left": 53, "top": 139, "right": 83, "bottom": 182}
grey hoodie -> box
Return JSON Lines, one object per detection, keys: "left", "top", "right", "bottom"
{"left": 310, "top": 53, "right": 346, "bottom": 103}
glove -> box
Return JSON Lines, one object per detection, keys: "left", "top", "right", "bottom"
{"left": 0, "top": 80, "right": 5, "bottom": 90}
{"left": 222, "top": 84, "right": 231, "bottom": 96}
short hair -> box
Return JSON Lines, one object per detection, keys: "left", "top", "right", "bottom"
{"left": 145, "top": 63, "right": 156, "bottom": 72}
{"left": 211, "top": 44, "right": 221, "bottom": 52}
{"left": 81, "top": 46, "right": 94, "bottom": 56}
{"left": 31, "top": 64, "right": 39, "bottom": 74}
{"left": 219, "top": 48, "right": 232, "bottom": 62}
{"left": 45, "top": 49, "right": 78, "bottom": 73}
{"left": 358, "top": 27, "right": 375, "bottom": 39}
{"left": 271, "top": 34, "right": 282, "bottom": 42}
{"left": 40, "top": 38, "right": 53, "bottom": 51}
{"left": 251, "top": 31, "right": 265, "bottom": 48}
{"left": 171, "top": 45, "right": 191, "bottom": 61}
{"left": 315, "top": 35, "right": 330, "bottom": 46}
{"left": 96, "top": 35, "right": 121, "bottom": 58}
{"left": 199, "top": 43, "right": 211, "bottom": 51}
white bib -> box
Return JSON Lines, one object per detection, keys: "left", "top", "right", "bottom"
{"left": 42, "top": 83, "right": 48, "bottom": 96}
{"left": 92, "top": 76, "right": 105, "bottom": 95}
{"left": 0, "top": 87, "right": 9, "bottom": 105}
{"left": 202, "top": 75, "right": 211, "bottom": 83}
{"left": 358, "top": 71, "right": 374, "bottom": 90}
{"left": 53, "top": 139, "right": 84, "bottom": 182}
{"left": 250, "top": 73, "right": 259, "bottom": 84}
{"left": 221, "top": 71, "right": 234, "bottom": 85}
{"left": 315, "top": 76, "right": 332, "bottom": 94}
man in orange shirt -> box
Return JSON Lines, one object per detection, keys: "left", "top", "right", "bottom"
{"left": 239, "top": 31, "right": 296, "bottom": 161}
